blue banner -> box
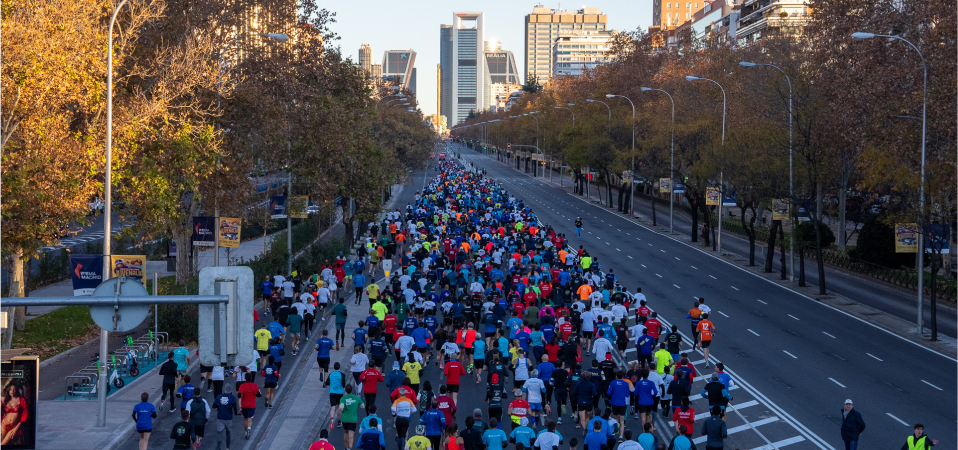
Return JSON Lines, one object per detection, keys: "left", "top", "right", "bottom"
{"left": 192, "top": 216, "right": 216, "bottom": 247}
{"left": 69, "top": 255, "right": 103, "bottom": 296}
{"left": 925, "top": 223, "right": 951, "bottom": 254}
{"left": 270, "top": 196, "right": 288, "bottom": 219}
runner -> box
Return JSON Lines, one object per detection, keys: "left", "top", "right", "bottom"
{"left": 338, "top": 384, "right": 365, "bottom": 450}
{"left": 237, "top": 372, "right": 261, "bottom": 440}
{"left": 333, "top": 297, "right": 349, "bottom": 351}
{"left": 132, "top": 392, "right": 156, "bottom": 450}
{"left": 697, "top": 313, "right": 716, "bottom": 368}
{"left": 214, "top": 384, "right": 239, "bottom": 450}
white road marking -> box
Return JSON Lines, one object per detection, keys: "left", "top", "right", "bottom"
{"left": 641, "top": 264, "right": 647, "bottom": 268}
{"left": 688, "top": 385, "right": 739, "bottom": 401}
{"left": 673, "top": 284, "right": 681, "bottom": 289}
{"left": 656, "top": 274, "right": 663, "bottom": 278}
{"left": 731, "top": 286, "right": 740, "bottom": 291}
{"left": 708, "top": 274, "right": 718, "bottom": 279}
{"left": 648, "top": 243, "right": 652, "bottom": 246}
{"left": 787, "top": 314, "right": 800, "bottom": 321}
{"left": 748, "top": 329, "right": 760, "bottom": 336}
{"left": 885, "top": 413, "right": 909, "bottom": 426}
{"left": 660, "top": 249, "right": 666, "bottom": 253}
{"left": 616, "top": 248, "right": 621, "bottom": 251}
{"left": 822, "top": 331, "right": 836, "bottom": 339}
{"left": 675, "top": 257, "right": 681, "bottom": 260}
{"left": 690, "top": 265, "right": 698, "bottom": 269}
{"left": 866, "top": 353, "right": 883, "bottom": 362}
{"left": 828, "top": 377, "right": 846, "bottom": 388}
{"left": 757, "top": 299, "right": 768, "bottom": 305}
{"left": 617, "top": 229, "right": 621, "bottom": 231}
{"left": 748, "top": 436, "right": 806, "bottom": 450}
{"left": 921, "top": 380, "right": 943, "bottom": 391}
{"left": 783, "top": 350, "right": 798, "bottom": 359}
{"left": 717, "top": 311, "right": 729, "bottom": 318}
{"left": 693, "top": 418, "right": 779, "bottom": 444}
{"left": 628, "top": 256, "right": 633, "bottom": 259}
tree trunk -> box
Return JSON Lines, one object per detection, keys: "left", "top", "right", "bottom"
{"left": 5, "top": 249, "right": 27, "bottom": 347}
{"left": 798, "top": 248, "right": 806, "bottom": 286}
{"left": 838, "top": 168, "right": 850, "bottom": 251}
{"left": 651, "top": 188, "right": 657, "bottom": 226}
{"left": 814, "top": 184, "right": 827, "bottom": 295}
{"left": 779, "top": 222, "right": 787, "bottom": 280}
{"left": 605, "top": 173, "right": 613, "bottom": 208}
{"left": 173, "top": 221, "right": 193, "bottom": 286}
{"left": 741, "top": 204, "right": 757, "bottom": 266}
{"left": 709, "top": 205, "right": 716, "bottom": 251}
{"left": 617, "top": 184, "right": 625, "bottom": 212}
{"left": 765, "top": 220, "right": 780, "bottom": 273}
{"left": 689, "top": 195, "right": 699, "bottom": 243}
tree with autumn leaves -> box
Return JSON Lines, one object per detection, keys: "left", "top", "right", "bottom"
{"left": 455, "top": 0, "right": 955, "bottom": 296}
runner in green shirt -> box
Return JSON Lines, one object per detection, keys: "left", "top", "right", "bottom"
{"left": 287, "top": 309, "right": 303, "bottom": 355}
{"left": 332, "top": 298, "right": 348, "bottom": 350}
{"left": 338, "top": 385, "right": 364, "bottom": 449}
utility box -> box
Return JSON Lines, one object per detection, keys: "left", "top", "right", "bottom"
{"left": 198, "top": 266, "right": 254, "bottom": 367}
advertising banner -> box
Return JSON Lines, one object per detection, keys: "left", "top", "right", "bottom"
{"left": 289, "top": 196, "right": 308, "bottom": 219}
{"left": 895, "top": 223, "right": 918, "bottom": 253}
{"left": 722, "top": 192, "right": 737, "bottom": 207}
{"left": 659, "top": 178, "right": 671, "bottom": 193}
{"left": 1, "top": 356, "right": 39, "bottom": 449}
{"left": 925, "top": 223, "right": 951, "bottom": 254}
{"left": 772, "top": 199, "right": 789, "bottom": 221}
{"left": 269, "top": 196, "right": 287, "bottom": 219}
{"left": 673, "top": 182, "right": 685, "bottom": 194}
{"left": 110, "top": 255, "right": 146, "bottom": 281}
{"left": 706, "top": 187, "right": 720, "bottom": 206}
{"left": 218, "top": 217, "right": 241, "bottom": 248}
{"left": 69, "top": 255, "right": 103, "bottom": 296}
{"left": 192, "top": 216, "right": 215, "bottom": 247}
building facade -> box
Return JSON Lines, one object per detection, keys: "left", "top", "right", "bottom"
{"left": 381, "top": 50, "right": 417, "bottom": 91}
{"left": 451, "top": 12, "right": 484, "bottom": 125}
{"left": 524, "top": 5, "right": 607, "bottom": 85}
{"left": 439, "top": 24, "right": 453, "bottom": 124}
{"left": 482, "top": 40, "right": 521, "bottom": 111}
{"left": 358, "top": 43, "right": 373, "bottom": 72}
{"left": 551, "top": 31, "right": 615, "bottom": 78}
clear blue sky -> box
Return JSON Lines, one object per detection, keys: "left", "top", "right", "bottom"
{"left": 326, "top": 1, "right": 653, "bottom": 118}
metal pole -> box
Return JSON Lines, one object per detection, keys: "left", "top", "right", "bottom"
{"left": 100, "top": 0, "right": 128, "bottom": 427}
{"left": 153, "top": 272, "right": 158, "bottom": 334}
{"left": 669, "top": 94, "right": 675, "bottom": 234}
{"left": 287, "top": 125, "right": 292, "bottom": 275}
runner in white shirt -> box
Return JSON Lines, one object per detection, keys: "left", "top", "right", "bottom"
{"left": 698, "top": 298, "right": 712, "bottom": 314}
{"left": 317, "top": 287, "right": 331, "bottom": 306}
{"left": 591, "top": 333, "right": 615, "bottom": 359}
{"left": 399, "top": 274, "right": 411, "bottom": 290}
{"left": 282, "top": 280, "right": 295, "bottom": 299}
{"left": 610, "top": 303, "right": 628, "bottom": 323}
{"left": 589, "top": 291, "right": 604, "bottom": 310}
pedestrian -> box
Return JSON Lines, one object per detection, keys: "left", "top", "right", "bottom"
{"left": 638, "top": 423, "right": 657, "bottom": 450}
{"left": 185, "top": 393, "right": 212, "bottom": 448}
{"left": 169, "top": 409, "right": 196, "bottom": 449}
{"left": 358, "top": 417, "right": 386, "bottom": 450}
{"left": 214, "top": 384, "right": 239, "bottom": 450}
{"left": 132, "top": 392, "right": 156, "bottom": 450}
{"left": 575, "top": 218, "right": 582, "bottom": 238}
{"left": 159, "top": 353, "right": 178, "bottom": 413}
{"left": 481, "top": 418, "right": 508, "bottom": 450}
{"left": 315, "top": 329, "right": 335, "bottom": 383}
{"left": 175, "top": 375, "right": 196, "bottom": 412}
{"left": 902, "top": 423, "right": 939, "bottom": 449}
{"left": 326, "top": 362, "right": 347, "bottom": 429}
{"left": 695, "top": 313, "right": 715, "bottom": 368}
{"left": 287, "top": 303, "right": 304, "bottom": 355}
{"left": 584, "top": 420, "right": 605, "bottom": 450}
{"left": 359, "top": 362, "right": 385, "bottom": 414}
{"left": 420, "top": 399, "right": 447, "bottom": 450}
{"left": 309, "top": 430, "right": 336, "bottom": 450}
{"left": 840, "top": 399, "right": 865, "bottom": 450}
{"left": 261, "top": 355, "right": 281, "bottom": 409}
{"left": 701, "top": 407, "right": 728, "bottom": 450}
{"left": 667, "top": 425, "right": 695, "bottom": 450}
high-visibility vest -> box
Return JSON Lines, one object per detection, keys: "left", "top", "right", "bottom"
{"left": 907, "top": 436, "right": 927, "bottom": 450}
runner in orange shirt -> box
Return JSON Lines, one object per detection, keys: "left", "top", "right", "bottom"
{"left": 576, "top": 283, "right": 593, "bottom": 302}
{"left": 696, "top": 313, "right": 716, "bottom": 368}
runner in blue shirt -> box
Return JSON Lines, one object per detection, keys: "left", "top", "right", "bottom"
{"left": 175, "top": 375, "right": 196, "bottom": 410}
{"left": 607, "top": 371, "right": 634, "bottom": 439}
{"left": 353, "top": 322, "right": 369, "bottom": 349}
{"left": 634, "top": 369, "right": 659, "bottom": 428}
{"left": 482, "top": 419, "right": 509, "bottom": 450}
{"left": 315, "top": 329, "right": 335, "bottom": 382}
{"left": 132, "top": 392, "right": 157, "bottom": 448}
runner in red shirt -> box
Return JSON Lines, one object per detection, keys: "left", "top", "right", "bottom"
{"left": 545, "top": 339, "right": 561, "bottom": 362}
{"left": 435, "top": 387, "right": 457, "bottom": 425}
{"left": 237, "top": 374, "right": 261, "bottom": 438}
{"left": 390, "top": 384, "right": 418, "bottom": 405}
{"left": 383, "top": 314, "right": 398, "bottom": 345}
{"left": 671, "top": 397, "right": 696, "bottom": 437}
{"left": 443, "top": 357, "right": 467, "bottom": 404}
{"left": 645, "top": 312, "right": 662, "bottom": 342}
{"left": 696, "top": 313, "right": 716, "bottom": 368}
{"left": 558, "top": 321, "right": 573, "bottom": 340}
{"left": 636, "top": 300, "right": 651, "bottom": 324}
{"left": 539, "top": 282, "right": 552, "bottom": 301}
{"left": 512, "top": 301, "right": 526, "bottom": 319}
{"left": 508, "top": 396, "right": 530, "bottom": 430}
{"left": 523, "top": 290, "right": 538, "bottom": 308}
{"left": 556, "top": 307, "right": 570, "bottom": 319}
{"left": 358, "top": 364, "right": 384, "bottom": 414}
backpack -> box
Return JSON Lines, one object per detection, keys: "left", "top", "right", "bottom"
{"left": 189, "top": 398, "right": 208, "bottom": 426}
{"left": 418, "top": 390, "right": 434, "bottom": 412}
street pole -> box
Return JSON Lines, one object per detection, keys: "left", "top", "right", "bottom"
{"left": 639, "top": 88, "right": 675, "bottom": 234}
{"left": 851, "top": 32, "right": 929, "bottom": 335}
{"left": 287, "top": 123, "right": 292, "bottom": 275}
{"left": 606, "top": 95, "right": 635, "bottom": 216}
{"left": 100, "top": 0, "right": 130, "bottom": 427}
{"left": 685, "top": 76, "right": 726, "bottom": 254}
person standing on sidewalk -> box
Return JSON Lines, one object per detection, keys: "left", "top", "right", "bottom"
{"left": 159, "top": 353, "right": 178, "bottom": 413}
{"left": 214, "top": 384, "right": 239, "bottom": 450}
{"left": 132, "top": 392, "right": 156, "bottom": 450}
{"left": 701, "top": 407, "right": 728, "bottom": 450}
{"left": 841, "top": 399, "right": 865, "bottom": 450}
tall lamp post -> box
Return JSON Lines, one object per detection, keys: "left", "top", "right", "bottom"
{"left": 523, "top": 113, "right": 541, "bottom": 177}
{"left": 739, "top": 61, "right": 794, "bottom": 281}
{"left": 852, "top": 31, "right": 929, "bottom": 337}
{"left": 606, "top": 94, "right": 636, "bottom": 215}
{"left": 214, "top": 32, "right": 289, "bottom": 267}
{"left": 685, "top": 75, "right": 726, "bottom": 254}
{"left": 640, "top": 87, "right": 675, "bottom": 234}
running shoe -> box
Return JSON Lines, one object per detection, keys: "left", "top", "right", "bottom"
{"left": 466, "top": 364, "right": 474, "bottom": 372}
{"left": 557, "top": 417, "right": 562, "bottom": 424}
{"left": 329, "top": 419, "right": 334, "bottom": 430}
{"left": 207, "top": 389, "right": 213, "bottom": 393}
{"left": 705, "top": 362, "right": 710, "bottom": 368}
{"left": 245, "top": 428, "right": 251, "bottom": 440}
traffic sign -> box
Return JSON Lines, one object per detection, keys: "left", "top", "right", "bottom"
{"left": 89, "top": 278, "right": 150, "bottom": 332}
{"left": 382, "top": 259, "right": 392, "bottom": 277}
{"left": 198, "top": 267, "right": 254, "bottom": 367}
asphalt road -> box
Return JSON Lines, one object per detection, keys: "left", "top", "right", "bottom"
{"left": 446, "top": 144, "right": 956, "bottom": 449}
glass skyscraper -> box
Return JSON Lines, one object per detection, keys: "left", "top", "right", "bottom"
{"left": 440, "top": 24, "right": 453, "bottom": 125}
{"left": 450, "top": 12, "right": 484, "bottom": 125}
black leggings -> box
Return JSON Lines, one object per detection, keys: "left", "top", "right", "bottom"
{"left": 396, "top": 416, "right": 410, "bottom": 440}
{"left": 303, "top": 314, "right": 315, "bottom": 336}
{"left": 554, "top": 389, "right": 568, "bottom": 408}
{"left": 336, "top": 326, "right": 346, "bottom": 343}
{"left": 160, "top": 383, "right": 176, "bottom": 404}
{"left": 364, "top": 393, "right": 377, "bottom": 413}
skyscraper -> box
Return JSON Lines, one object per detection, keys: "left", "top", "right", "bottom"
{"left": 524, "top": 5, "right": 607, "bottom": 85}
{"left": 358, "top": 43, "right": 373, "bottom": 72}
{"left": 439, "top": 24, "right": 453, "bottom": 123}
{"left": 482, "top": 40, "right": 521, "bottom": 111}
{"left": 436, "top": 63, "right": 442, "bottom": 124}
{"left": 381, "top": 50, "right": 417, "bottom": 91}
{"left": 451, "top": 12, "right": 484, "bottom": 125}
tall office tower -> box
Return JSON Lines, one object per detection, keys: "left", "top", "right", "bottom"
{"left": 409, "top": 68, "right": 417, "bottom": 94}
{"left": 524, "top": 5, "right": 607, "bottom": 85}
{"left": 482, "top": 40, "right": 521, "bottom": 111}
{"left": 439, "top": 24, "right": 453, "bottom": 124}
{"left": 436, "top": 63, "right": 442, "bottom": 123}
{"left": 451, "top": 12, "right": 484, "bottom": 125}
{"left": 358, "top": 43, "right": 373, "bottom": 72}
{"left": 381, "top": 50, "right": 417, "bottom": 91}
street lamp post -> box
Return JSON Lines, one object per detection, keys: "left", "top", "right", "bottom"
{"left": 739, "top": 61, "right": 794, "bottom": 281}
{"left": 640, "top": 87, "right": 676, "bottom": 234}
{"left": 523, "top": 113, "right": 541, "bottom": 177}
{"left": 606, "top": 94, "right": 636, "bottom": 215}
{"left": 587, "top": 99, "right": 612, "bottom": 196}
{"left": 852, "top": 31, "right": 929, "bottom": 337}
{"left": 686, "top": 76, "right": 726, "bottom": 254}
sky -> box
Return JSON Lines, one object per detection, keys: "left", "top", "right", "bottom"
{"left": 325, "top": 1, "right": 654, "bottom": 119}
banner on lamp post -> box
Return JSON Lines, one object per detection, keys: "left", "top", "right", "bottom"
{"left": 69, "top": 254, "right": 104, "bottom": 296}
{"left": 218, "top": 217, "right": 241, "bottom": 248}
{"left": 895, "top": 223, "right": 918, "bottom": 253}
{"left": 706, "top": 187, "right": 720, "bottom": 206}
{"left": 659, "top": 178, "right": 671, "bottom": 193}
{"left": 110, "top": 255, "right": 146, "bottom": 281}
{"left": 771, "top": 199, "right": 789, "bottom": 221}
{"left": 290, "top": 196, "right": 309, "bottom": 219}
{"left": 269, "top": 196, "right": 287, "bottom": 219}
{"left": 192, "top": 216, "right": 215, "bottom": 247}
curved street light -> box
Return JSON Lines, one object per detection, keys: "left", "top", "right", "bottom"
{"left": 606, "top": 94, "right": 636, "bottom": 215}
{"left": 686, "top": 75, "right": 727, "bottom": 254}
{"left": 640, "top": 87, "right": 676, "bottom": 235}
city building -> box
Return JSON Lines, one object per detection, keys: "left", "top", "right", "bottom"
{"left": 482, "top": 40, "right": 521, "bottom": 111}
{"left": 524, "top": 5, "right": 607, "bottom": 85}
{"left": 381, "top": 50, "right": 417, "bottom": 91}
{"left": 736, "top": 0, "right": 809, "bottom": 45}
{"left": 504, "top": 91, "right": 524, "bottom": 110}
{"left": 551, "top": 30, "right": 615, "bottom": 78}
{"left": 358, "top": 43, "right": 373, "bottom": 72}
{"left": 410, "top": 68, "right": 417, "bottom": 94}
{"left": 489, "top": 83, "right": 522, "bottom": 111}
{"left": 370, "top": 63, "right": 382, "bottom": 80}
{"left": 439, "top": 24, "right": 453, "bottom": 124}
{"left": 451, "top": 12, "right": 485, "bottom": 125}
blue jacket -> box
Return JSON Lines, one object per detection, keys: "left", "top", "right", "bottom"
{"left": 359, "top": 428, "right": 386, "bottom": 450}
{"left": 635, "top": 379, "right": 659, "bottom": 405}
{"left": 419, "top": 408, "right": 446, "bottom": 436}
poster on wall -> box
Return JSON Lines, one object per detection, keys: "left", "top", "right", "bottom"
{"left": 772, "top": 199, "right": 789, "bottom": 221}
{"left": 895, "top": 223, "right": 918, "bottom": 253}
{"left": 289, "top": 196, "right": 308, "bottom": 219}
{"left": 110, "top": 255, "right": 146, "bottom": 281}
{"left": 218, "top": 217, "right": 241, "bottom": 248}
{"left": 706, "top": 187, "right": 720, "bottom": 205}
{"left": 192, "top": 216, "right": 215, "bottom": 247}
{"left": 269, "top": 196, "right": 287, "bottom": 219}
{"left": 659, "top": 178, "right": 671, "bottom": 193}
{"left": 1, "top": 356, "right": 40, "bottom": 449}
{"left": 69, "top": 255, "right": 103, "bottom": 296}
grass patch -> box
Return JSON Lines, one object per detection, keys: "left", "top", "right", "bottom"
{"left": 11, "top": 306, "right": 100, "bottom": 360}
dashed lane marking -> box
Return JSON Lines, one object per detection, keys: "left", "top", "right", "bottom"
{"left": 787, "top": 314, "right": 800, "bottom": 321}
{"left": 717, "top": 311, "right": 729, "bottom": 318}
{"left": 921, "top": 380, "right": 943, "bottom": 391}
{"left": 866, "top": 353, "right": 883, "bottom": 362}
{"left": 731, "top": 286, "right": 740, "bottom": 291}
{"left": 783, "top": 350, "right": 798, "bottom": 359}
{"left": 757, "top": 299, "right": 768, "bottom": 305}
{"left": 828, "top": 378, "right": 846, "bottom": 388}
{"left": 885, "top": 413, "right": 909, "bottom": 426}
{"left": 748, "top": 329, "right": 760, "bottom": 336}
{"left": 822, "top": 331, "right": 836, "bottom": 339}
